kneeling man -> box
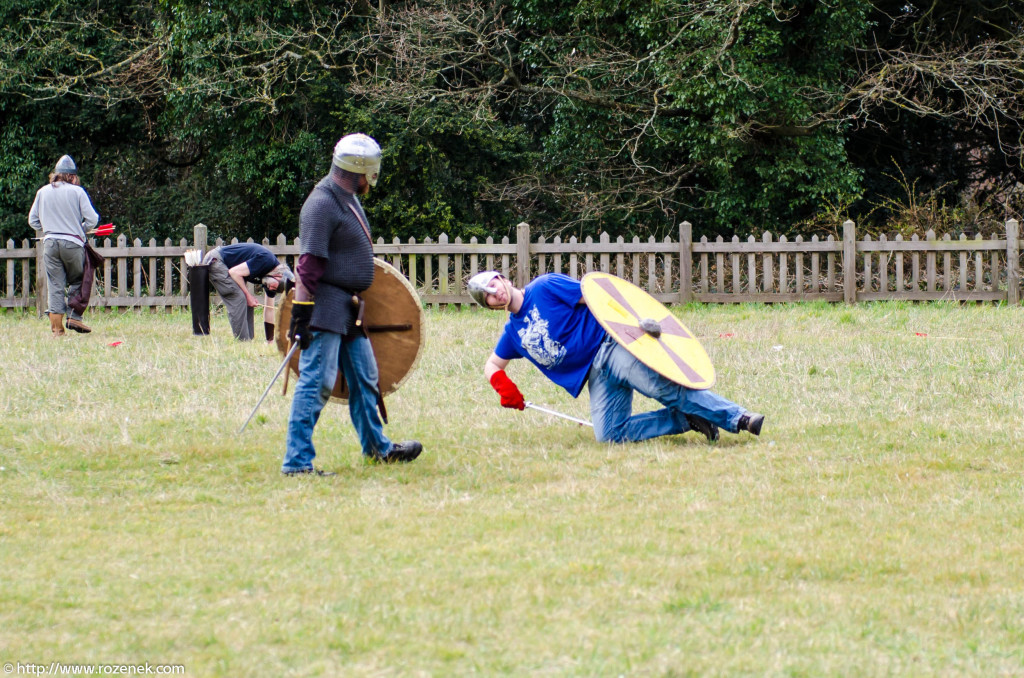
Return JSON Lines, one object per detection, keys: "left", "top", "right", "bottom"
{"left": 469, "top": 271, "right": 764, "bottom": 443}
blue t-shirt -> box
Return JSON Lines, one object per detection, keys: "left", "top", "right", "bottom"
{"left": 494, "top": 273, "right": 607, "bottom": 398}
{"left": 219, "top": 243, "right": 280, "bottom": 282}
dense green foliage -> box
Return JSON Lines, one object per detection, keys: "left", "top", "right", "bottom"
{"left": 1, "top": 1, "right": 1021, "bottom": 243}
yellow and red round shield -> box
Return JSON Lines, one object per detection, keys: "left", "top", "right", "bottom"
{"left": 581, "top": 272, "right": 715, "bottom": 389}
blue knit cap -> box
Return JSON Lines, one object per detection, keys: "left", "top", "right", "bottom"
{"left": 54, "top": 155, "right": 77, "bottom": 174}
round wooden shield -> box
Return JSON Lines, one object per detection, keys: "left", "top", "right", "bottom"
{"left": 581, "top": 272, "right": 715, "bottom": 389}
{"left": 275, "top": 258, "right": 425, "bottom": 402}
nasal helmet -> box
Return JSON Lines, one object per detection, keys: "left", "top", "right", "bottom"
{"left": 468, "top": 271, "right": 504, "bottom": 307}
{"left": 55, "top": 155, "right": 77, "bottom": 175}
{"left": 262, "top": 264, "right": 295, "bottom": 298}
{"left": 332, "top": 133, "right": 381, "bottom": 187}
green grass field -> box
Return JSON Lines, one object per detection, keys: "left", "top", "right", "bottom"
{"left": 2, "top": 302, "right": 1024, "bottom": 677}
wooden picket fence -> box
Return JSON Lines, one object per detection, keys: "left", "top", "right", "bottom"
{"left": 2, "top": 219, "right": 1020, "bottom": 311}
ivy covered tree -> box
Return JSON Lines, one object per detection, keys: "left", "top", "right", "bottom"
{"left": 0, "top": 0, "right": 528, "bottom": 242}
{"left": 1, "top": 0, "right": 1021, "bottom": 242}
{"left": 847, "top": 0, "right": 1024, "bottom": 232}
{"left": 346, "top": 0, "right": 1022, "bottom": 235}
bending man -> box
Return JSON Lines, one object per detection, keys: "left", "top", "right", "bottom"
{"left": 202, "top": 243, "right": 293, "bottom": 341}
{"left": 282, "top": 133, "right": 423, "bottom": 475}
{"left": 469, "top": 271, "right": 764, "bottom": 443}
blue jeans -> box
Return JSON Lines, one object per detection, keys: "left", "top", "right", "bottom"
{"left": 587, "top": 336, "right": 746, "bottom": 443}
{"left": 282, "top": 331, "right": 392, "bottom": 471}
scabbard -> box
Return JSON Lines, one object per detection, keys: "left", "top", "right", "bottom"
{"left": 349, "top": 293, "right": 388, "bottom": 424}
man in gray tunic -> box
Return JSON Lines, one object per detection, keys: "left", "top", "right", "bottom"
{"left": 28, "top": 155, "right": 100, "bottom": 336}
{"left": 281, "top": 133, "right": 423, "bottom": 475}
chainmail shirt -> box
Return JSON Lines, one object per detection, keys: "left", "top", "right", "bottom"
{"left": 298, "top": 176, "right": 376, "bottom": 335}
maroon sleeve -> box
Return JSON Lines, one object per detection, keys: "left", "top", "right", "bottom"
{"left": 296, "top": 253, "right": 328, "bottom": 298}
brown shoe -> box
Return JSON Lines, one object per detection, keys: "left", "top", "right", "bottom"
{"left": 66, "top": 317, "right": 92, "bottom": 333}
{"left": 49, "top": 313, "right": 66, "bottom": 337}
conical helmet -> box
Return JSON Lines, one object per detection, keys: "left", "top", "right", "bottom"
{"left": 467, "top": 271, "right": 503, "bottom": 307}
{"left": 55, "top": 155, "right": 77, "bottom": 174}
{"left": 332, "top": 134, "right": 381, "bottom": 186}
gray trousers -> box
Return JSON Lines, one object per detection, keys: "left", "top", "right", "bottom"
{"left": 43, "top": 239, "right": 85, "bottom": 319}
{"left": 205, "top": 252, "right": 255, "bottom": 341}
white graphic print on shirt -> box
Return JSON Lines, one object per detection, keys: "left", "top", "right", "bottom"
{"left": 519, "top": 306, "right": 566, "bottom": 368}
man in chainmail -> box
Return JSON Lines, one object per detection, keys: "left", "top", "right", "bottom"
{"left": 281, "top": 133, "right": 424, "bottom": 475}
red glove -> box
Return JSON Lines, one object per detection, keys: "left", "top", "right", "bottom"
{"left": 489, "top": 370, "right": 525, "bottom": 410}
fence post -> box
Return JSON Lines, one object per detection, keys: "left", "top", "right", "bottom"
{"left": 194, "top": 223, "right": 208, "bottom": 253}
{"left": 842, "top": 220, "right": 857, "bottom": 304}
{"left": 516, "top": 222, "right": 530, "bottom": 288}
{"left": 679, "top": 221, "right": 693, "bottom": 304}
{"left": 1007, "top": 218, "right": 1020, "bottom": 305}
{"left": 35, "top": 240, "right": 46, "bottom": 316}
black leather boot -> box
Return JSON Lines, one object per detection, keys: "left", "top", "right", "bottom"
{"left": 378, "top": 441, "right": 423, "bottom": 463}
{"left": 685, "top": 414, "right": 719, "bottom": 443}
{"left": 738, "top": 412, "right": 765, "bottom": 436}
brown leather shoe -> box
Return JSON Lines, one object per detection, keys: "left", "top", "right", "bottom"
{"left": 49, "top": 313, "right": 66, "bottom": 337}
{"left": 66, "top": 317, "right": 92, "bottom": 334}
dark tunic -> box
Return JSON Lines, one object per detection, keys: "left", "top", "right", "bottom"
{"left": 298, "top": 176, "right": 376, "bottom": 335}
{"left": 217, "top": 243, "right": 280, "bottom": 282}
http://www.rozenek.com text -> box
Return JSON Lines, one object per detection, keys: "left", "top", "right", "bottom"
{"left": 5, "top": 663, "right": 185, "bottom": 676}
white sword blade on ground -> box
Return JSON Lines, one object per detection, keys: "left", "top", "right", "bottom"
{"left": 524, "top": 401, "right": 593, "bottom": 427}
{"left": 239, "top": 340, "right": 301, "bottom": 434}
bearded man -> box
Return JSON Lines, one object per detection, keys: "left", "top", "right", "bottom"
{"left": 281, "top": 134, "right": 423, "bottom": 475}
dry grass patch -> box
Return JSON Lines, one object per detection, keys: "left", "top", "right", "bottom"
{"left": 1, "top": 302, "right": 1023, "bottom": 676}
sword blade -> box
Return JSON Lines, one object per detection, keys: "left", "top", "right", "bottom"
{"left": 524, "top": 401, "right": 593, "bottom": 427}
{"left": 239, "top": 340, "right": 301, "bottom": 434}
